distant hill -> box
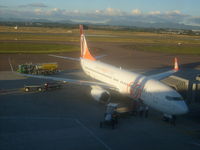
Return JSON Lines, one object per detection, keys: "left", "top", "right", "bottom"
{"left": 0, "top": 17, "right": 200, "bottom": 30}
{"left": 106, "top": 20, "right": 200, "bottom": 30}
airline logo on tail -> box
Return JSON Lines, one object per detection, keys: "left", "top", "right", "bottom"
{"left": 80, "top": 25, "right": 96, "bottom": 61}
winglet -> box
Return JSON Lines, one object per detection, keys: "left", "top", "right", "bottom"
{"left": 174, "top": 57, "right": 179, "bottom": 71}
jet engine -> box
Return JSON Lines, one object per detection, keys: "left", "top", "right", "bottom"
{"left": 90, "top": 86, "right": 111, "bottom": 103}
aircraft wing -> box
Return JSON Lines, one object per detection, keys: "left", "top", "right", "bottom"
{"left": 49, "top": 54, "right": 107, "bottom": 61}
{"left": 15, "top": 72, "right": 117, "bottom": 90}
{"left": 149, "top": 57, "right": 179, "bottom": 80}
{"left": 149, "top": 70, "right": 177, "bottom": 80}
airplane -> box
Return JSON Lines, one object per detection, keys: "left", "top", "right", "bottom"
{"left": 15, "top": 25, "right": 188, "bottom": 120}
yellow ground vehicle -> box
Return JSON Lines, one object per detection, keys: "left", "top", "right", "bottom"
{"left": 18, "top": 63, "right": 58, "bottom": 75}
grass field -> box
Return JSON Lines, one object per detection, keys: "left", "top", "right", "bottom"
{"left": 0, "top": 26, "right": 199, "bottom": 54}
{"left": 124, "top": 44, "right": 200, "bottom": 55}
{"left": 0, "top": 42, "right": 79, "bottom": 53}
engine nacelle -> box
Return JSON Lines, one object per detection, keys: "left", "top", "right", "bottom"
{"left": 90, "top": 86, "right": 111, "bottom": 103}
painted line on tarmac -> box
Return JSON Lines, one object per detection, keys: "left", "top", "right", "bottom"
{"left": 75, "top": 119, "right": 112, "bottom": 150}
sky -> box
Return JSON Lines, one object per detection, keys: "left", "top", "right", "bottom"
{"left": 1, "top": 0, "right": 200, "bottom": 15}
{"left": 0, "top": 0, "right": 200, "bottom": 26}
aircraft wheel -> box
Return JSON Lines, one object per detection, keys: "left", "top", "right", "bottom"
{"left": 25, "top": 87, "right": 29, "bottom": 92}
{"left": 38, "top": 87, "right": 42, "bottom": 92}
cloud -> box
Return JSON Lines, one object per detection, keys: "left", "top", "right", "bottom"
{"left": 52, "top": 8, "right": 59, "bottom": 12}
{"left": 19, "top": 3, "right": 48, "bottom": 8}
{"left": 45, "top": 8, "right": 81, "bottom": 17}
{"left": 0, "top": 7, "right": 199, "bottom": 27}
{"left": 148, "top": 11, "right": 161, "bottom": 15}
{"left": 104, "top": 8, "right": 124, "bottom": 16}
{"left": 86, "top": 8, "right": 125, "bottom": 16}
{"left": 106, "top": 8, "right": 116, "bottom": 15}
{"left": 165, "top": 10, "right": 181, "bottom": 15}
{"left": 131, "top": 9, "right": 142, "bottom": 15}
{"left": 95, "top": 10, "right": 102, "bottom": 14}
{"left": 34, "top": 8, "right": 42, "bottom": 14}
{"left": 72, "top": 10, "right": 80, "bottom": 14}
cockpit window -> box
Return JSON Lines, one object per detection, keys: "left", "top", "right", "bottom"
{"left": 166, "top": 96, "right": 183, "bottom": 101}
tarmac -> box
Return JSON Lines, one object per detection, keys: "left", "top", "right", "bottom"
{"left": 0, "top": 70, "right": 200, "bottom": 150}
{"left": 0, "top": 42, "right": 200, "bottom": 150}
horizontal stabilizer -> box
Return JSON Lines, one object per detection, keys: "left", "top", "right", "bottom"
{"left": 95, "top": 54, "right": 107, "bottom": 59}
{"left": 49, "top": 54, "right": 106, "bottom": 61}
{"left": 49, "top": 54, "right": 80, "bottom": 61}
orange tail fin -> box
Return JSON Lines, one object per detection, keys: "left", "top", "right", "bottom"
{"left": 80, "top": 25, "right": 96, "bottom": 61}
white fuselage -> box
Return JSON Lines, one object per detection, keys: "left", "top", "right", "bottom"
{"left": 81, "top": 58, "right": 188, "bottom": 115}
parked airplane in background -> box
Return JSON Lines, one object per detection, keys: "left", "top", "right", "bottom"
{"left": 16, "top": 25, "right": 188, "bottom": 119}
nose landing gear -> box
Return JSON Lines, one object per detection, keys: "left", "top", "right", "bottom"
{"left": 162, "top": 114, "right": 176, "bottom": 126}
